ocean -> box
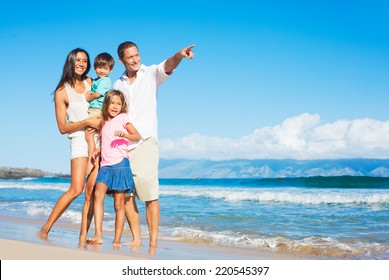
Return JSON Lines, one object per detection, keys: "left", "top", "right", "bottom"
{"left": 0, "top": 176, "right": 388, "bottom": 259}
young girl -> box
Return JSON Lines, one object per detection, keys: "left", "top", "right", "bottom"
{"left": 88, "top": 89, "right": 141, "bottom": 246}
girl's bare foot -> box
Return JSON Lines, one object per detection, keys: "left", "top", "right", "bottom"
{"left": 78, "top": 239, "right": 87, "bottom": 248}
{"left": 79, "top": 233, "right": 87, "bottom": 242}
{"left": 86, "top": 236, "right": 103, "bottom": 244}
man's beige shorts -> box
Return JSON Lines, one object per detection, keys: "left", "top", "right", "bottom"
{"left": 128, "top": 137, "right": 159, "bottom": 201}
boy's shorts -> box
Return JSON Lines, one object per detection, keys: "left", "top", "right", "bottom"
{"left": 88, "top": 107, "right": 101, "bottom": 117}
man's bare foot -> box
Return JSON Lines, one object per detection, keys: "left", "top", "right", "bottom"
{"left": 122, "top": 240, "right": 142, "bottom": 247}
{"left": 148, "top": 246, "right": 157, "bottom": 256}
{"left": 36, "top": 229, "right": 49, "bottom": 240}
{"left": 112, "top": 241, "right": 122, "bottom": 248}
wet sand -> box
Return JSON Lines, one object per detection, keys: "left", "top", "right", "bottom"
{"left": 0, "top": 215, "right": 307, "bottom": 260}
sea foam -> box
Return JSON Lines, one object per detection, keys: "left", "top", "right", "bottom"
{"left": 160, "top": 186, "right": 389, "bottom": 206}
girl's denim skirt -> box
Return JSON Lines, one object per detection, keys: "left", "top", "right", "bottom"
{"left": 96, "top": 157, "right": 134, "bottom": 193}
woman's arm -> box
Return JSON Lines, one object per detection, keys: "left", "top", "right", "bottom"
{"left": 54, "top": 87, "right": 101, "bottom": 134}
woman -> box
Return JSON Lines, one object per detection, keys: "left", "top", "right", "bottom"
{"left": 36, "top": 48, "right": 101, "bottom": 243}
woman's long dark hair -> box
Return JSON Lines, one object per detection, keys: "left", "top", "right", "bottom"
{"left": 54, "top": 48, "right": 91, "bottom": 93}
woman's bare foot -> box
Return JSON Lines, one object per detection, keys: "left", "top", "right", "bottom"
{"left": 36, "top": 229, "right": 49, "bottom": 240}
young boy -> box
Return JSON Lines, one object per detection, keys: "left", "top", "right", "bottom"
{"left": 85, "top": 52, "right": 115, "bottom": 174}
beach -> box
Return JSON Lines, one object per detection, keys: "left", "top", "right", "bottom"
{"left": 2, "top": 177, "right": 389, "bottom": 280}
{"left": 2, "top": 219, "right": 388, "bottom": 280}
{"left": 1, "top": 177, "right": 389, "bottom": 261}
{"left": 0, "top": 215, "right": 304, "bottom": 260}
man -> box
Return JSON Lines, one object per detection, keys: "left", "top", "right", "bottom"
{"left": 113, "top": 41, "right": 195, "bottom": 248}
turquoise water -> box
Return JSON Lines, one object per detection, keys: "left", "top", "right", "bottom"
{"left": 1, "top": 176, "right": 388, "bottom": 259}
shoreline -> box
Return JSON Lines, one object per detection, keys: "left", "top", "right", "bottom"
{"left": 0, "top": 215, "right": 313, "bottom": 260}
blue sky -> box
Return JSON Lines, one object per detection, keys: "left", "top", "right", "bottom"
{"left": 1, "top": 0, "right": 389, "bottom": 173}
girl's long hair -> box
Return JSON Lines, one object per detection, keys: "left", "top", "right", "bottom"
{"left": 101, "top": 89, "right": 129, "bottom": 127}
{"left": 54, "top": 48, "right": 91, "bottom": 93}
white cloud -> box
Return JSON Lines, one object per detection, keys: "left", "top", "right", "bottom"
{"left": 159, "top": 113, "right": 389, "bottom": 160}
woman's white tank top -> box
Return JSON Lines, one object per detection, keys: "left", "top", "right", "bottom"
{"left": 65, "top": 80, "right": 91, "bottom": 138}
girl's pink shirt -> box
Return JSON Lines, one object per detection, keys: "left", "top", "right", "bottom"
{"left": 100, "top": 113, "right": 135, "bottom": 167}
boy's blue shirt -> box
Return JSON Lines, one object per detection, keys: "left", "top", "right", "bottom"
{"left": 89, "top": 76, "right": 112, "bottom": 109}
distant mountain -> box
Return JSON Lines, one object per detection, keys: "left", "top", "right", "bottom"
{"left": 0, "top": 167, "right": 69, "bottom": 180}
{"left": 159, "top": 159, "right": 389, "bottom": 178}
{"left": 3, "top": 159, "right": 389, "bottom": 179}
